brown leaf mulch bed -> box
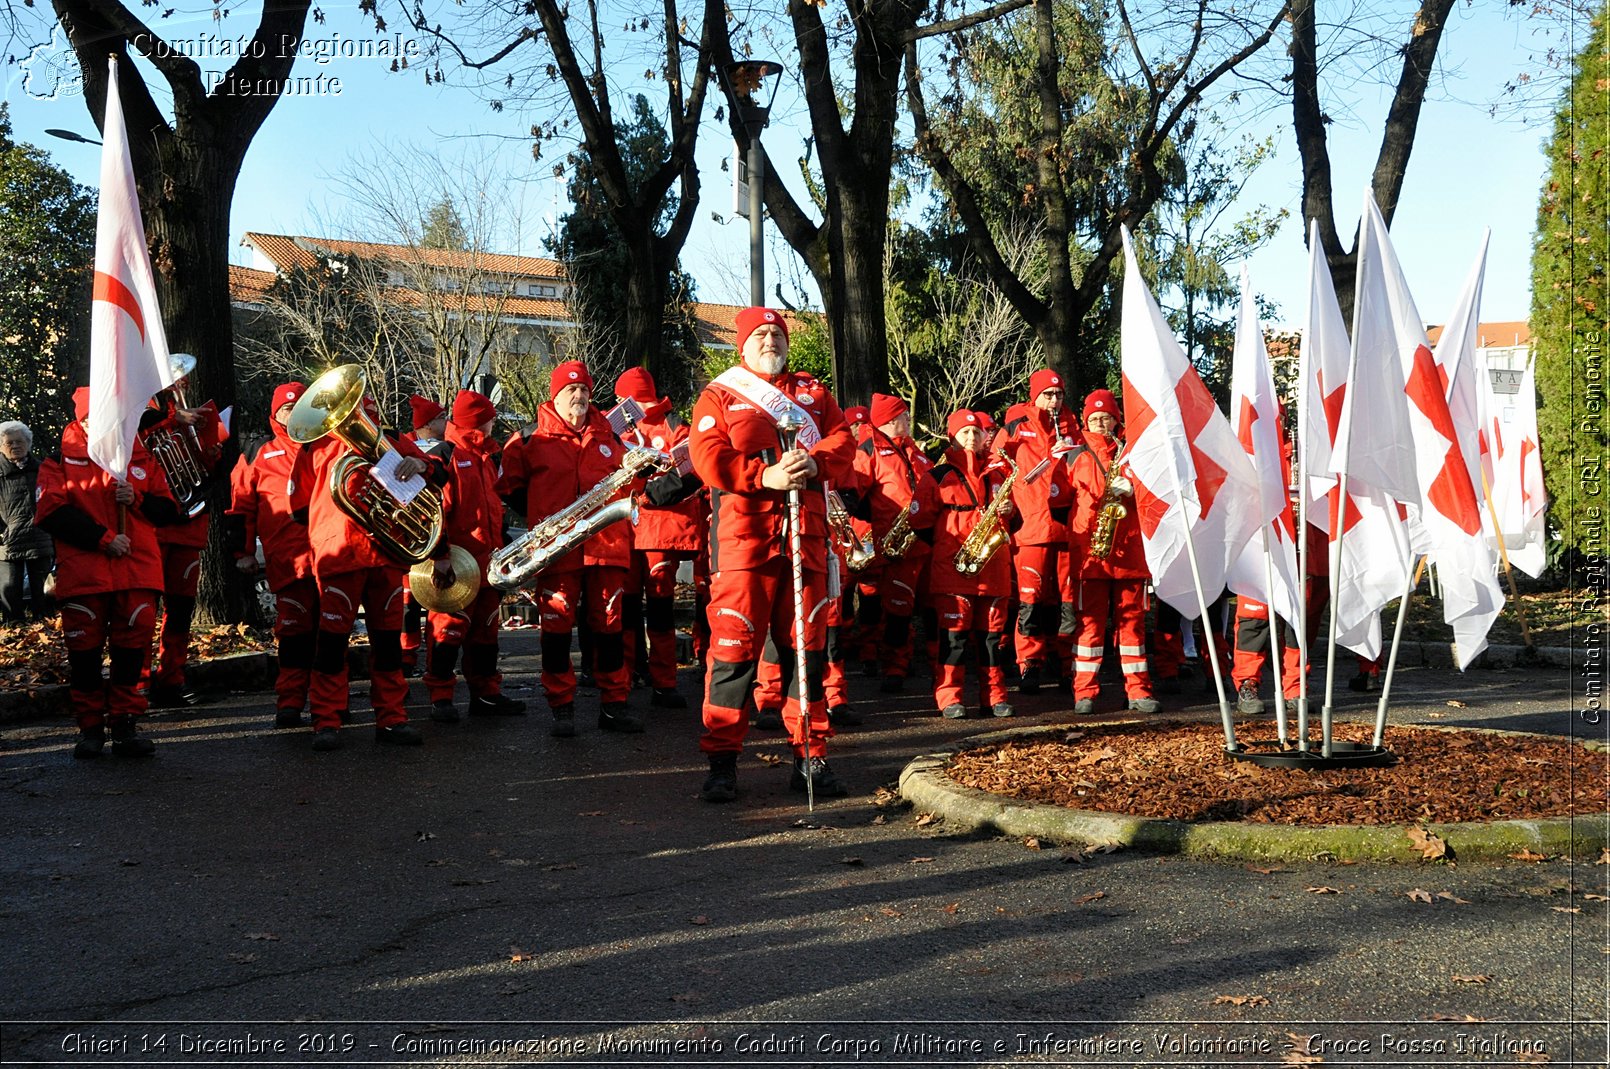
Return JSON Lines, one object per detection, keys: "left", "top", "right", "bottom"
{"left": 0, "top": 620, "right": 273, "bottom": 694}
{"left": 947, "top": 721, "right": 1606, "bottom": 826}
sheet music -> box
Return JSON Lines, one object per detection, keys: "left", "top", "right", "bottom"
{"left": 671, "top": 441, "right": 693, "bottom": 476}
{"left": 371, "top": 449, "right": 426, "bottom": 506}
{"left": 606, "top": 397, "right": 646, "bottom": 434}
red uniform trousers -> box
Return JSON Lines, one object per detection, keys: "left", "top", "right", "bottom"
{"left": 424, "top": 583, "right": 505, "bottom": 702}
{"left": 879, "top": 547, "right": 928, "bottom": 678}
{"left": 154, "top": 543, "right": 203, "bottom": 688}
{"left": 272, "top": 576, "right": 320, "bottom": 713}
{"left": 1014, "top": 544, "right": 1074, "bottom": 673}
{"left": 933, "top": 593, "right": 1009, "bottom": 711}
{"left": 701, "top": 557, "right": 831, "bottom": 759}
{"left": 1072, "top": 578, "right": 1152, "bottom": 701}
{"left": 62, "top": 591, "right": 159, "bottom": 730}
{"left": 754, "top": 587, "right": 848, "bottom": 711}
{"left": 310, "top": 567, "right": 409, "bottom": 730}
{"left": 624, "top": 549, "right": 694, "bottom": 690}
{"left": 538, "top": 566, "right": 628, "bottom": 707}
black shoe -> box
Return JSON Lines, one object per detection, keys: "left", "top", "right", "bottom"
{"left": 880, "top": 674, "right": 905, "bottom": 694}
{"left": 274, "top": 707, "right": 305, "bottom": 729}
{"left": 789, "top": 756, "right": 849, "bottom": 797}
{"left": 941, "top": 703, "right": 968, "bottom": 719}
{"left": 598, "top": 702, "right": 645, "bottom": 733}
{"left": 991, "top": 702, "right": 1015, "bottom": 718}
{"left": 752, "top": 707, "right": 783, "bottom": 731}
{"left": 1348, "top": 672, "right": 1371, "bottom": 693}
{"left": 1236, "top": 681, "right": 1265, "bottom": 716}
{"left": 827, "top": 703, "right": 862, "bottom": 727}
{"left": 375, "top": 723, "right": 425, "bottom": 746}
{"left": 468, "top": 694, "right": 527, "bottom": 717}
{"left": 1073, "top": 698, "right": 1095, "bottom": 715}
{"left": 701, "top": 752, "right": 738, "bottom": 803}
{"left": 651, "top": 687, "right": 688, "bottom": 710}
{"left": 1128, "top": 696, "right": 1162, "bottom": 714}
{"left": 108, "top": 716, "right": 155, "bottom": 757}
{"left": 147, "top": 684, "right": 199, "bottom": 708}
{"left": 311, "top": 728, "right": 343, "bottom": 752}
{"left": 1018, "top": 665, "right": 1042, "bottom": 694}
{"left": 1155, "top": 676, "right": 1182, "bottom": 696}
{"left": 576, "top": 671, "right": 597, "bottom": 690}
{"left": 430, "top": 699, "right": 461, "bottom": 723}
{"left": 550, "top": 703, "right": 577, "bottom": 738}
{"left": 73, "top": 726, "right": 106, "bottom": 760}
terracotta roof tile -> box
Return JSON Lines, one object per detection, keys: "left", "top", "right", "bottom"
{"left": 1425, "top": 320, "right": 1530, "bottom": 348}
{"left": 243, "top": 232, "right": 566, "bottom": 279}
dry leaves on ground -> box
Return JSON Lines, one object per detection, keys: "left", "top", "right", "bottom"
{"left": 1407, "top": 888, "right": 1434, "bottom": 903}
{"left": 946, "top": 722, "right": 1603, "bottom": 825}
{"left": 1451, "top": 974, "right": 1493, "bottom": 984}
{"left": 1212, "top": 994, "right": 1270, "bottom": 1007}
{"left": 1306, "top": 886, "right": 1343, "bottom": 895}
{"left": 1407, "top": 827, "right": 1449, "bottom": 860}
{"left": 1074, "top": 891, "right": 1106, "bottom": 904}
{"left": 0, "top": 621, "right": 274, "bottom": 693}
{"left": 1510, "top": 850, "right": 1549, "bottom": 863}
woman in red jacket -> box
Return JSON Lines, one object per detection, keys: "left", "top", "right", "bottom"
{"left": 497, "top": 361, "right": 637, "bottom": 737}
{"left": 929, "top": 409, "right": 1015, "bottom": 719}
{"left": 36, "top": 387, "right": 182, "bottom": 758}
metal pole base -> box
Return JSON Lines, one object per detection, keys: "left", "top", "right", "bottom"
{"left": 1225, "top": 741, "right": 1397, "bottom": 770}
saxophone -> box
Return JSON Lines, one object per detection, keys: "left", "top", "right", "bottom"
{"left": 827, "top": 490, "right": 876, "bottom": 572}
{"left": 1088, "top": 437, "right": 1132, "bottom": 561}
{"left": 952, "top": 456, "right": 1017, "bottom": 575}
{"left": 487, "top": 445, "right": 669, "bottom": 591}
{"left": 880, "top": 500, "right": 917, "bottom": 560}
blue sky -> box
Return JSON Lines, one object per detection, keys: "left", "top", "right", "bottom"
{"left": 4, "top": 1, "right": 1572, "bottom": 330}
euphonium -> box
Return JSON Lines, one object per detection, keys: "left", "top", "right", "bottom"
{"left": 487, "top": 445, "right": 669, "bottom": 592}
{"left": 826, "top": 490, "right": 875, "bottom": 572}
{"left": 286, "top": 364, "right": 445, "bottom": 565}
{"left": 1088, "top": 436, "right": 1132, "bottom": 562}
{"left": 952, "top": 455, "right": 1017, "bottom": 575}
{"left": 144, "top": 353, "right": 211, "bottom": 518}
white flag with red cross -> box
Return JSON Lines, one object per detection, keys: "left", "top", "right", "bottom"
{"left": 1224, "top": 266, "right": 1301, "bottom": 629}
{"left": 1479, "top": 354, "right": 1548, "bottom": 578}
{"left": 87, "top": 58, "right": 173, "bottom": 482}
{"left": 1118, "top": 227, "right": 1262, "bottom": 617}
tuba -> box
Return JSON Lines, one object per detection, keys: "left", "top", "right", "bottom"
{"left": 1088, "top": 436, "right": 1132, "bottom": 561}
{"left": 826, "top": 490, "right": 876, "bottom": 572}
{"left": 952, "top": 455, "right": 1017, "bottom": 575}
{"left": 487, "top": 444, "right": 669, "bottom": 592}
{"left": 286, "top": 364, "right": 445, "bottom": 565}
{"left": 144, "top": 353, "right": 211, "bottom": 518}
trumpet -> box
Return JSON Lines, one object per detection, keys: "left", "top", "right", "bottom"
{"left": 826, "top": 490, "right": 876, "bottom": 572}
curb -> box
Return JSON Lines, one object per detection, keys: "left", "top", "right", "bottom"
{"left": 898, "top": 723, "right": 1609, "bottom": 863}
{"left": 0, "top": 645, "right": 373, "bottom": 726}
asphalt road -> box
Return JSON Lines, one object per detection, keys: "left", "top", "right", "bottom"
{"left": 0, "top": 633, "right": 1605, "bottom": 1068}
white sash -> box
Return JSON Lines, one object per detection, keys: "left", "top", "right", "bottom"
{"left": 712, "top": 365, "right": 822, "bottom": 448}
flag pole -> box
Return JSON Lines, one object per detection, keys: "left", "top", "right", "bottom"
{"left": 1480, "top": 470, "right": 1535, "bottom": 650}
{"left": 1178, "top": 510, "right": 1236, "bottom": 749}
{"left": 1262, "top": 528, "right": 1287, "bottom": 745}
{"left": 1320, "top": 478, "right": 1346, "bottom": 757}
{"left": 1295, "top": 476, "right": 1311, "bottom": 752}
{"left": 1373, "top": 548, "right": 1420, "bottom": 748}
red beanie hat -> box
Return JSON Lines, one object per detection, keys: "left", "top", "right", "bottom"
{"left": 271, "top": 382, "right": 303, "bottom": 416}
{"left": 1083, "top": 387, "right": 1120, "bottom": 424}
{"left": 869, "top": 392, "right": 908, "bottom": 428}
{"left": 613, "top": 366, "right": 658, "bottom": 405}
{"left": 974, "top": 410, "right": 996, "bottom": 431}
{"left": 1028, "top": 368, "right": 1065, "bottom": 401}
{"left": 550, "top": 359, "right": 594, "bottom": 398}
{"left": 451, "top": 389, "right": 497, "bottom": 429}
{"left": 408, "top": 394, "right": 445, "bottom": 430}
{"left": 946, "top": 408, "right": 982, "bottom": 438}
{"left": 734, "top": 306, "right": 788, "bottom": 354}
{"left": 73, "top": 386, "right": 91, "bottom": 421}
{"left": 844, "top": 405, "right": 870, "bottom": 425}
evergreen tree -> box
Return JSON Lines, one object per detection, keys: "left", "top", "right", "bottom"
{"left": 0, "top": 105, "right": 95, "bottom": 447}
{"left": 421, "top": 197, "right": 470, "bottom": 251}
{"left": 1532, "top": 7, "right": 1609, "bottom": 552}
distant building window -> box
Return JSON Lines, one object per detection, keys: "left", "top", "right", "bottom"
{"left": 529, "top": 283, "right": 558, "bottom": 297}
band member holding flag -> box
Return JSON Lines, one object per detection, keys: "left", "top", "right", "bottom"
{"left": 689, "top": 307, "right": 856, "bottom": 802}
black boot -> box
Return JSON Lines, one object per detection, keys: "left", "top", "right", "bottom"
{"left": 827, "top": 704, "right": 862, "bottom": 727}
{"left": 550, "top": 703, "right": 577, "bottom": 738}
{"left": 375, "top": 723, "right": 425, "bottom": 746}
{"left": 147, "top": 683, "right": 200, "bottom": 708}
{"left": 430, "top": 699, "right": 461, "bottom": 723}
{"left": 1018, "top": 664, "right": 1043, "bottom": 694}
{"left": 789, "top": 755, "right": 848, "bottom": 797}
{"left": 73, "top": 725, "right": 106, "bottom": 760}
{"left": 468, "top": 694, "right": 527, "bottom": 717}
{"left": 701, "top": 752, "right": 738, "bottom": 803}
{"left": 651, "top": 687, "right": 688, "bottom": 709}
{"left": 598, "top": 702, "right": 645, "bottom": 733}
{"left": 108, "top": 716, "right": 155, "bottom": 758}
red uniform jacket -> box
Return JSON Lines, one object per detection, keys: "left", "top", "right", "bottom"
{"left": 440, "top": 423, "right": 503, "bottom": 564}
{"left": 928, "top": 446, "right": 1013, "bottom": 597}
{"left": 35, "top": 421, "right": 178, "bottom": 595}
{"left": 497, "top": 403, "right": 631, "bottom": 572}
{"left": 141, "top": 398, "right": 227, "bottom": 550}
{"left": 992, "top": 402, "right": 1075, "bottom": 547}
{"left": 1067, "top": 430, "right": 1147, "bottom": 580}
{"left": 853, "top": 428, "right": 939, "bottom": 547}
{"left": 625, "top": 410, "right": 706, "bottom": 554}
{"left": 689, "top": 369, "right": 856, "bottom": 574}
{"left": 227, "top": 424, "right": 314, "bottom": 594}
{"left": 290, "top": 432, "right": 440, "bottom": 577}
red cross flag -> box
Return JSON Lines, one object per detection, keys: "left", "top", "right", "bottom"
{"left": 87, "top": 57, "right": 172, "bottom": 481}
{"left": 1118, "top": 227, "right": 1260, "bottom": 617}
{"left": 1479, "top": 354, "right": 1548, "bottom": 578}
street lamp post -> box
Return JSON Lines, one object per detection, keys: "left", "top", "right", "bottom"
{"left": 726, "top": 60, "right": 783, "bottom": 308}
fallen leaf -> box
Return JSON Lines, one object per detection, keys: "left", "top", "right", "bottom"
{"left": 1552, "top": 906, "right": 1581, "bottom": 914}
{"left": 577, "top": 810, "right": 605, "bottom": 817}
{"left": 1435, "top": 891, "right": 1472, "bottom": 905}
{"left": 1088, "top": 842, "right": 1122, "bottom": 854}
{"left": 872, "top": 787, "right": 897, "bottom": 807}
{"left": 1583, "top": 893, "right": 1609, "bottom": 902}
{"left": 1212, "top": 993, "right": 1270, "bottom": 1007}
{"left": 914, "top": 812, "right": 938, "bottom": 827}
{"left": 509, "top": 947, "right": 533, "bottom": 962}
{"left": 1445, "top": 699, "right": 1468, "bottom": 708}
{"left": 870, "top": 814, "right": 887, "bottom": 826}
{"left": 1075, "top": 891, "right": 1106, "bottom": 905}
{"left": 755, "top": 753, "right": 782, "bottom": 766}
{"left": 1305, "top": 886, "right": 1342, "bottom": 895}
{"left": 415, "top": 831, "right": 435, "bottom": 842}
{"left": 1427, "top": 1012, "right": 1487, "bottom": 1022}
{"left": 941, "top": 902, "right": 960, "bottom": 914}
{"left": 1285, "top": 1033, "right": 1319, "bottom": 1055}
{"left": 226, "top": 952, "right": 257, "bottom": 964}
{"left": 1407, "top": 827, "right": 1449, "bottom": 860}
{"left": 1406, "top": 888, "right": 1434, "bottom": 903}
{"left": 1515, "top": 1052, "right": 1549, "bottom": 1064}
{"left": 1245, "top": 865, "right": 1283, "bottom": 875}
{"left": 908, "top": 856, "right": 935, "bottom": 864}
{"left": 689, "top": 915, "right": 710, "bottom": 925}
{"left": 1077, "top": 746, "right": 1118, "bottom": 767}
{"left": 1022, "top": 837, "right": 1041, "bottom": 850}
{"left": 244, "top": 932, "right": 280, "bottom": 941}
{"left": 1425, "top": 710, "right": 1446, "bottom": 719}
{"left": 840, "top": 857, "right": 864, "bottom": 866}
{"left": 1510, "top": 850, "right": 1548, "bottom": 863}
{"left": 879, "top": 907, "right": 902, "bottom": 918}
{"left": 117, "top": 858, "right": 140, "bottom": 867}
{"left": 1281, "top": 1054, "right": 1324, "bottom": 1066}
{"left": 670, "top": 991, "right": 701, "bottom": 1003}
{"left": 1451, "top": 973, "right": 1493, "bottom": 984}
{"left": 1598, "top": 847, "right": 1610, "bottom": 865}
{"left": 543, "top": 862, "right": 579, "bottom": 871}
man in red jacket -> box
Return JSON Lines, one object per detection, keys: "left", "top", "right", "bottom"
{"left": 689, "top": 307, "right": 857, "bottom": 802}
{"left": 614, "top": 367, "right": 705, "bottom": 711}
{"left": 854, "top": 392, "right": 938, "bottom": 693}
{"left": 400, "top": 395, "right": 448, "bottom": 674}
{"left": 993, "top": 369, "right": 1076, "bottom": 692}
{"left": 36, "top": 387, "right": 182, "bottom": 758}
{"left": 1067, "top": 388, "right": 1159, "bottom": 714}
{"left": 498, "top": 361, "right": 639, "bottom": 737}
{"left": 227, "top": 382, "right": 318, "bottom": 728}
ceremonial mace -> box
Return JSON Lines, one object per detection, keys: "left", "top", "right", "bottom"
{"left": 776, "top": 415, "right": 816, "bottom": 811}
